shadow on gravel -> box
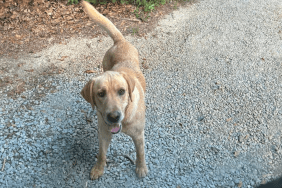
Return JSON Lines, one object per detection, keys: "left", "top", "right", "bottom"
{"left": 32, "top": 113, "right": 100, "bottom": 186}
{"left": 256, "top": 176, "right": 282, "bottom": 188}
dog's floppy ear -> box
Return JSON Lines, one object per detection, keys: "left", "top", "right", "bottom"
{"left": 81, "top": 79, "right": 95, "bottom": 109}
{"left": 121, "top": 73, "right": 135, "bottom": 102}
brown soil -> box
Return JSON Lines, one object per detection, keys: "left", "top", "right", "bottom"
{"left": 0, "top": 0, "right": 187, "bottom": 58}
{"left": 0, "top": 0, "right": 194, "bottom": 100}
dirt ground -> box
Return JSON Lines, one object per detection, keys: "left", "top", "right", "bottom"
{"left": 0, "top": 0, "right": 186, "bottom": 58}
{"left": 0, "top": 0, "right": 193, "bottom": 99}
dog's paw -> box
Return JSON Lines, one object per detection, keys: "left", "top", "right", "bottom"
{"left": 90, "top": 165, "right": 104, "bottom": 180}
{"left": 136, "top": 164, "right": 148, "bottom": 178}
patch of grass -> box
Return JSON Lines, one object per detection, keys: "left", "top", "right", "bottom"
{"left": 132, "top": 0, "right": 168, "bottom": 12}
{"left": 68, "top": 0, "right": 178, "bottom": 12}
{"left": 68, "top": 0, "right": 97, "bottom": 5}
{"left": 131, "top": 27, "right": 139, "bottom": 35}
{"left": 68, "top": 0, "right": 189, "bottom": 19}
{"left": 134, "top": 8, "right": 150, "bottom": 22}
{"left": 134, "top": 7, "right": 140, "bottom": 18}
{"left": 173, "top": 1, "right": 178, "bottom": 9}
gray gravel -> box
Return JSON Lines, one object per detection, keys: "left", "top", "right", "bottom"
{"left": 1, "top": 0, "right": 282, "bottom": 187}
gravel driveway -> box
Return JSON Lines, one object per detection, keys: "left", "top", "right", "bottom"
{"left": 1, "top": 0, "right": 282, "bottom": 187}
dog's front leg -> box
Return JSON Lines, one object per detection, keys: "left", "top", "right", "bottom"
{"left": 131, "top": 131, "right": 148, "bottom": 178}
{"left": 90, "top": 115, "right": 112, "bottom": 180}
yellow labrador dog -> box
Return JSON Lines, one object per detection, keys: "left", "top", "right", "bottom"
{"left": 80, "top": 1, "right": 148, "bottom": 180}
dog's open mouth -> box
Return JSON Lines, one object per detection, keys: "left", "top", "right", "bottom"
{"left": 103, "top": 117, "right": 122, "bottom": 134}
{"left": 111, "top": 124, "right": 122, "bottom": 134}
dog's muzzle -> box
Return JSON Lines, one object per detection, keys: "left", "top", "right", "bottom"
{"left": 107, "top": 111, "right": 121, "bottom": 123}
{"left": 105, "top": 111, "right": 122, "bottom": 134}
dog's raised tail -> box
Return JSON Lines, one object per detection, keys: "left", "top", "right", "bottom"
{"left": 82, "top": 1, "right": 124, "bottom": 43}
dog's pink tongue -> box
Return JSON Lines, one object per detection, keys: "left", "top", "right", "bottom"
{"left": 111, "top": 126, "right": 120, "bottom": 133}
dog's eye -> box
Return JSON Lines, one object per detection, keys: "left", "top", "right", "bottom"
{"left": 118, "top": 89, "right": 125, "bottom": 96}
{"left": 98, "top": 91, "right": 106, "bottom": 97}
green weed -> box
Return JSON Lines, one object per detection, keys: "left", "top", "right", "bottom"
{"left": 68, "top": 0, "right": 96, "bottom": 5}
{"left": 67, "top": 0, "right": 188, "bottom": 17}
{"left": 131, "top": 27, "right": 139, "bottom": 35}
{"left": 173, "top": 1, "right": 177, "bottom": 9}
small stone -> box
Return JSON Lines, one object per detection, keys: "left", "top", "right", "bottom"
{"left": 234, "top": 151, "right": 240, "bottom": 157}
{"left": 198, "top": 116, "right": 205, "bottom": 121}
{"left": 237, "top": 181, "right": 243, "bottom": 187}
{"left": 234, "top": 179, "right": 240, "bottom": 184}
{"left": 176, "top": 115, "right": 181, "bottom": 120}
{"left": 238, "top": 135, "right": 243, "bottom": 143}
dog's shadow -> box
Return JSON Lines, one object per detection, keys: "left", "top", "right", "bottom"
{"left": 64, "top": 109, "right": 99, "bottom": 169}
{"left": 36, "top": 100, "right": 137, "bottom": 184}
{"left": 38, "top": 108, "right": 100, "bottom": 182}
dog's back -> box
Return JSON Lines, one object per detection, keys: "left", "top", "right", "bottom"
{"left": 82, "top": 0, "right": 146, "bottom": 91}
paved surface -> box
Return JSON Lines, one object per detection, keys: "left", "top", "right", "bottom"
{"left": 0, "top": 0, "right": 282, "bottom": 187}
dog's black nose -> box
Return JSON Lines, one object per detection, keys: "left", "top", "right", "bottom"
{"left": 107, "top": 111, "right": 121, "bottom": 123}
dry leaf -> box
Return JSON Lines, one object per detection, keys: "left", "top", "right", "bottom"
{"left": 102, "top": 9, "right": 109, "bottom": 15}
{"left": 25, "top": 69, "right": 34, "bottom": 72}
{"left": 18, "top": 63, "right": 25, "bottom": 67}
{"left": 120, "top": 20, "right": 125, "bottom": 27}
{"left": 15, "top": 82, "right": 25, "bottom": 94}
{"left": 262, "top": 174, "right": 272, "bottom": 178}
{"left": 11, "top": 11, "right": 19, "bottom": 19}
{"left": 50, "top": 90, "right": 57, "bottom": 93}
{"left": 59, "top": 56, "right": 68, "bottom": 61}
{"left": 58, "top": 69, "right": 64, "bottom": 74}
{"left": 85, "top": 70, "right": 96, "bottom": 74}
{"left": 142, "top": 61, "right": 149, "bottom": 69}
{"left": 234, "top": 151, "right": 240, "bottom": 157}
{"left": 59, "top": 41, "right": 66, "bottom": 45}
{"left": 45, "top": 9, "right": 53, "bottom": 16}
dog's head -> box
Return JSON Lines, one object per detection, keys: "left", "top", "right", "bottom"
{"left": 81, "top": 71, "right": 135, "bottom": 132}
